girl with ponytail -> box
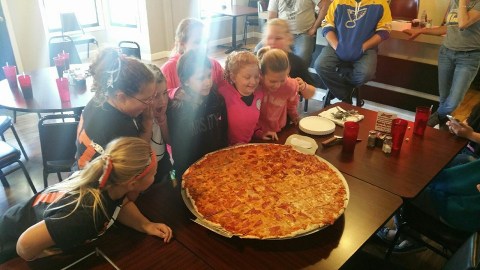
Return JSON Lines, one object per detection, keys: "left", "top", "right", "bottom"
{"left": 0, "top": 137, "right": 172, "bottom": 263}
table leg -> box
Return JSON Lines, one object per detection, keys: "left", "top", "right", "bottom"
{"left": 225, "top": 16, "right": 238, "bottom": 54}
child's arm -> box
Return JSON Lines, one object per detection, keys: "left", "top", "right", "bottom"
{"left": 295, "top": 77, "right": 315, "bottom": 99}
{"left": 117, "top": 200, "right": 173, "bottom": 243}
{"left": 287, "top": 86, "right": 300, "bottom": 125}
{"left": 16, "top": 221, "right": 56, "bottom": 261}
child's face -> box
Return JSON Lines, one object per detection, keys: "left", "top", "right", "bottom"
{"left": 265, "top": 25, "right": 291, "bottom": 52}
{"left": 153, "top": 81, "right": 168, "bottom": 116}
{"left": 183, "top": 30, "right": 205, "bottom": 53}
{"left": 262, "top": 69, "right": 289, "bottom": 92}
{"left": 186, "top": 68, "right": 212, "bottom": 96}
{"left": 232, "top": 64, "right": 260, "bottom": 96}
{"left": 120, "top": 81, "right": 156, "bottom": 117}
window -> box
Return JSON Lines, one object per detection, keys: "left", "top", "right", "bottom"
{"left": 42, "top": 0, "right": 100, "bottom": 32}
{"left": 107, "top": 0, "right": 138, "bottom": 28}
{"left": 199, "top": 0, "right": 231, "bottom": 19}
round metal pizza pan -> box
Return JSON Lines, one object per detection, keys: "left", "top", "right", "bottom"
{"left": 181, "top": 143, "right": 350, "bottom": 240}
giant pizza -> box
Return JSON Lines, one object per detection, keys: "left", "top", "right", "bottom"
{"left": 182, "top": 144, "right": 349, "bottom": 239}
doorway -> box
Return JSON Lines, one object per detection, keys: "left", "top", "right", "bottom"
{"left": 0, "top": 1, "right": 16, "bottom": 81}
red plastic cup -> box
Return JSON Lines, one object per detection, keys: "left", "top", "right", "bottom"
{"left": 18, "top": 74, "right": 33, "bottom": 99}
{"left": 391, "top": 118, "right": 408, "bottom": 151}
{"left": 342, "top": 121, "right": 360, "bottom": 153}
{"left": 53, "top": 56, "right": 65, "bottom": 78}
{"left": 59, "top": 52, "right": 70, "bottom": 70}
{"left": 56, "top": 77, "right": 70, "bottom": 102}
{"left": 2, "top": 65, "right": 18, "bottom": 89}
{"left": 413, "top": 106, "right": 431, "bottom": 136}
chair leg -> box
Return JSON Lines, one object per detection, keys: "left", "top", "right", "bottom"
{"left": 304, "top": 99, "right": 309, "bottom": 112}
{"left": 16, "top": 160, "right": 37, "bottom": 194}
{"left": 9, "top": 125, "right": 29, "bottom": 161}
{"left": 322, "top": 90, "right": 334, "bottom": 108}
{"left": 385, "top": 224, "right": 404, "bottom": 260}
{"left": 57, "top": 172, "right": 63, "bottom": 182}
{"left": 0, "top": 169, "right": 10, "bottom": 188}
{"left": 43, "top": 171, "right": 49, "bottom": 189}
{"left": 13, "top": 111, "right": 16, "bottom": 124}
{"left": 353, "top": 87, "right": 365, "bottom": 107}
{"left": 243, "top": 21, "right": 248, "bottom": 45}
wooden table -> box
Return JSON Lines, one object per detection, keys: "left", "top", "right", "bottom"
{"left": 214, "top": 5, "right": 258, "bottom": 54}
{"left": 271, "top": 103, "right": 468, "bottom": 198}
{"left": 1, "top": 175, "right": 402, "bottom": 269}
{"left": 0, "top": 65, "right": 94, "bottom": 115}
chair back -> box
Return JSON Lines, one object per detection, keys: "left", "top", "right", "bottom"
{"left": 60, "top": 12, "right": 85, "bottom": 36}
{"left": 443, "top": 232, "right": 480, "bottom": 270}
{"left": 48, "top": 35, "right": 82, "bottom": 66}
{"left": 38, "top": 114, "right": 79, "bottom": 176}
{"left": 389, "top": 0, "right": 419, "bottom": 21}
{"left": 118, "top": 41, "right": 141, "bottom": 59}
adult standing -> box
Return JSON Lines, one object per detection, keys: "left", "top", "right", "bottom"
{"left": 314, "top": 0, "right": 392, "bottom": 103}
{"left": 267, "top": 0, "right": 331, "bottom": 66}
{"left": 404, "top": 0, "right": 480, "bottom": 129}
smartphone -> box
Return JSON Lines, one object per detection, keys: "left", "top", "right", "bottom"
{"left": 446, "top": 115, "right": 460, "bottom": 125}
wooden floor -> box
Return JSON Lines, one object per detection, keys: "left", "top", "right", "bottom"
{"left": 1, "top": 38, "right": 480, "bottom": 269}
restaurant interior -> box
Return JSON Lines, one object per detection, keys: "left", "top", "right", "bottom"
{"left": 1, "top": 0, "right": 480, "bottom": 269}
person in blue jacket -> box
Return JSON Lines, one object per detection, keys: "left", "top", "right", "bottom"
{"left": 314, "top": 0, "right": 392, "bottom": 103}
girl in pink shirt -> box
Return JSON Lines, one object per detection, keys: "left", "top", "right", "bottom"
{"left": 255, "top": 47, "right": 300, "bottom": 141}
{"left": 161, "top": 18, "right": 223, "bottom": 93}
{"left": 218, "top": 51, "right": 263, "bottom": 145}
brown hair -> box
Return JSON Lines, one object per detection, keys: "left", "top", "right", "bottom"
{"left": 177, "top": 49, "right": 211, "bottom": 86}
{"left": 89, "top": 48, "right": 154, "bottom": 104}
{"left": 224, "top": 51, "right": 259, "bottom": 84}
{"left": 257, "top": 46, "right": 290, "bottom": 75}
{"left": 147, "top": 64, "right": 166, "bottom": 84}
{"left": 173, "top": 18, "right": 204, "bottom": 55}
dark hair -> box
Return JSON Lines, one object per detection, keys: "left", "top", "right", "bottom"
{"left": 89, "top": 48, "right": 154, "bottom": 104}
{"left": 176, "top": 49, "right": 211, "bottom": 86}
{"left": 147, "top": 64, "right": 166, "bottom": 84}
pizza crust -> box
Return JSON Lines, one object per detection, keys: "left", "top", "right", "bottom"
{"left": 182, "top": 144, "right": 349, "bottom": 239}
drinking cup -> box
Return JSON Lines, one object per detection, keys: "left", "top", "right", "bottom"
{"left": 413, "top": 106, "right": 431, "bottom": 136}
{"left": 56, "top": 77, "right": 70, "bottom": 102}
{"left": 391, "top": 118, "right": 408, "bottom": 151}
{"left": 18, "top": 74, "right": 33, "bottom": 99}
{"left": 53, "top": 56, "right": 65, "bottom": 78}
{"left": 60, "top": 52, "right": 70, "bottom": 70}
{"left": 2, "top": 65, "right": 18, "bottom": 89}
{"left": 342, "top": 121, "right": 360, "bottom": 153}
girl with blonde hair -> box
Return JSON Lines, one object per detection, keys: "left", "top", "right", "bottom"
{"left": 161, "top": 18, "right": 224, "bottom": 91}
{"left": 255, "top": 47, "right": 300, "bottom": 141}
{"left": 219, "top": 51, "right": 263, "bottom": 145}
{"left": 262, "top": 18, "right": 316, "bottom": 99}
{"left": 0, "top": 137, "right": 172, "bottom": 262}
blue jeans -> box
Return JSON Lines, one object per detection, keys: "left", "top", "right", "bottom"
{"left": 314, "top": 45, "right": 377, "bottom": 100}
{"left": 292, "top": 33, "right": 316, "bottom": 66}
{"left": 437, "top": 45, "right": 480, "bottom": 118}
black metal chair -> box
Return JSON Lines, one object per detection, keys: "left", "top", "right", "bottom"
{"left": 49, "top": 35, "right": 82, "bottom": 67}
{"left": 38, "top": 114, "right": 79, "bottom": 188}
{"left": 0, "top": 141, "right": 37, "bottom": 194}
{"left": 118, "top": 41, "right": 141, "bottom": 59}
{"left": 0, "top": 115, "right": 28, "bottom": 161}
{"left": 242, "top": 0, "right": 266, "bottom": 45}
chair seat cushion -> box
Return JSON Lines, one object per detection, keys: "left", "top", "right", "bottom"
{"left": 0, "top": 116, "right": 12, "bottom": 134}
{"left": 0, "top": 142, "right": 21, "bottom": 167}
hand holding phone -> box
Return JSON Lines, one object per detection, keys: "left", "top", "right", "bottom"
{"left": 446, "top": 115, "right": 460, "bottom": 125}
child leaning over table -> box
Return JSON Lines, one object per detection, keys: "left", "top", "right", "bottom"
{"left": 218, "top": 51, "right": 263, "bottom": 145}
{"left": 147, "top": 64, "right": 173, "bottom": 183}
{"left": 167, "top": 49, "right": 228, "bottom": 179}
{"left": 0, "top": 137, "right": 172, "bottom": 263}
{"left": 254, "top": 47, "right": 300, "bottom": 141}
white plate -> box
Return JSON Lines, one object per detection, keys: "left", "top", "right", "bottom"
{"left": 299, "top": 116, "right": 335, "bottom": 135}
{"left": 285, "top": 134, "right": 318, "bottom": 155}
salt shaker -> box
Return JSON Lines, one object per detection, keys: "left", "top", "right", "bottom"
{"left": 382, "top": 135, "right": 392, "bottom": 154}
{"left": 367, "top": 130, "right": 377, "bottom": 148}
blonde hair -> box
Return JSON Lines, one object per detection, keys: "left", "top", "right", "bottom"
{"left": 173, "top": 18, "right": 204, "bottom": 55}
{"left": 257, "top": 47, "right": 290, "bottom": 75}
{"left": 224, "top": 51, "right": 259, "bottom": 84}
{"left": 47, "top": 137, "right": 153, "bottom": 224}
{"left": 262, "top": 18, "right": 293, "bottom": 50}
{"left": 89, "top": 48, "right": 154, "bottom": 104}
